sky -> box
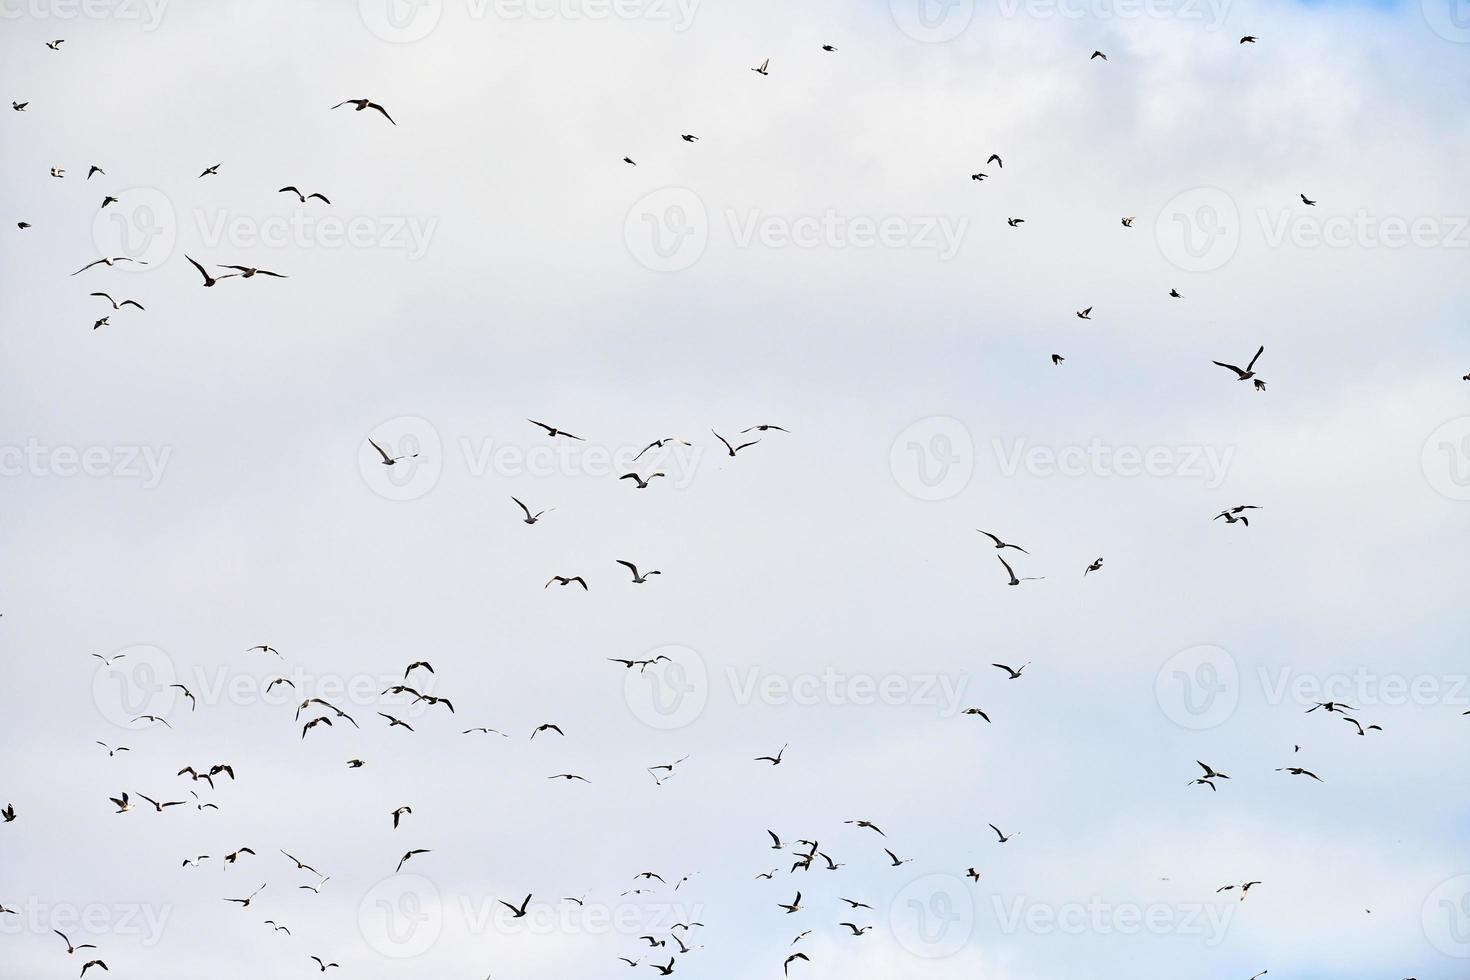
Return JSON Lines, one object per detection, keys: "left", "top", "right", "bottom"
{"left": 1, "top": 0, "right": 1470, "bottom": 978}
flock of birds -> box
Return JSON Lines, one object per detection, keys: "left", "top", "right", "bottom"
{"left": 1, "top": 18, "right": 1455, "bottom": 980}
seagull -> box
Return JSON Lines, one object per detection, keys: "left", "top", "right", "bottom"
{"left": 12, "top": 101, "right": 28, "bottom": 111}
{"left": 962, "top": 708, "right": 991, "bottom": 720}
{"left": 653, "top": 959, "right": 676, "bottom": 976}
{"left": 301, "top": 716, "right": 333, "bottom": 738}
{"left": 1084, "top": 557, "right": 1104, "bottom": 576}
{"left": 547, "top": 773, "right": 590, "bottom": 782}
{"left": 1197, "top": 761, "right": 1230, "bottom": 780}
{"left": 217, "top": 264, "right": 287, "bottom": 279}
{"left": 72, "top": 257, "right": 146, "bottom": 276}
{"left": 840, "top": 923, "right": 871, "bottom": 935}
{"left": 883, "top": 848, "right": 912, "bottom": 867}
{"left": 1169, "top": 288, "right": 1182, "bottom": 298}
{"left": 224, "top": 884, "right": 266, "bottom": 907}
{"left": 784, "top": 952, "right": 809, "bottom": 975}
{"left": 392, "top": 806, "right": 412, "bottom": 828}
{"left": 89, "top": 293, "right": 145, "bottom": 311}
{"left": 54, "top": 931, "right": 96, "bottom": 954}
{"left": 528, "top": 419, "right": 584, "bottom": 440}
{"left": 132, "top": 714, "right": 171, "bottom": 728}
{"left": 279, "top": 186, "right": 330, "bottom": 204}
{"left": 17, "top": 221, "right": 31, "bottom": 229}
{"left": 1007, "top": 218, "right": 1024, "bottom": 227}
{"left": 264, "top": 921, "right": 291, "bottom": 934}
{"left": 741, "top": 424, "right": 789, "bottom": 433}
{"left": 752, "top": 58, "right": 770, "bottom": 75}
{"left": 80, "top": 961, "right": 108, "bottom": 976}
{"left": 1276, "top": 767, "right": 1323, "bottom": 781}
{"left": 396, "top": 849, "right": 430, "bottom": 872}
{"left": 531, "top": 723, "right": 565, "bottom": 738}
{"left": 299, "top": 878, "right": 329, "bottom": 894}
{"left": 198, "top": 164, "right": 220, "bottom": 178}
{"left": 1090, "top": 50, "right": 1107, "bottom": 60}
{"left": 247, "top": 644, "right": 281, "bottom": 657}
{"left": 839, "top": 898, "right": 872, "bottom": 909}
{"left": 681, "top": 134, "right": 698, "bottom": 142}
{"left": 991, "top": 662, "right": 1030, "bottom": 679}
{"left": 332, "top": 99, "right": 395, "bottom": 124}
{"left": 616, "top": 560, "right": 661, "bottom": 584}
{"left": 87, "top": 165, "right": 104, "bottom": 179}
{"left": 713, "top": 430, "right": 759, "bottom": 456}
{"left": 500, "top": 894, "right": 532, "bottom": 918}
{"left": 280, "top": 851, "right": 321, "bottom": 875}
{"left": 1300, "top": 194, "right": 1317, "bottom": 206}
{"left": 619, "top": 471, "right": 666, "bottom": 489}
{"left": 977, "top": 530, "right": 1028, "bottom": 554}
{"left": 95, "top": 742, "right": 129, "bottom": 757}
{"left": 100, "top": 196, "right": 118, "bottom": 208}
{"left": 185, "top": 255, "right": 231, "bottom": 287}
{"left": 989, "top": 823, "right": 1016, "bottom": 843}
{"left": 1076, "top": 306, "right": 1093, "bottom": 320}
{"left": 1240, "top": 35, "right": 1257, "bottom": 42}
{"left": 1121, "top": 216, "right": 1135, "bottom": 227}
{"left": 379, "top": 712, "right": 415, "bottom": 732}
{"left": 622, "top": 157, "right": 636, "bottom": 166}
{"left": 545, "top": 575, "right": 588, "bottom": 590}
{"left": 510, "top": 497, "right": 551, "bottom": 524}
{"left": 822, "top": 44, "right": 837, "bottom": 51}
{"left": 966, "top": 868, "right": 981, "bottom": 882}
{"left": 997, "top": 554, "right": 1043, "bottom": 586}
{"left": 1212, "top": 345, "right": 1265, "bottom": 382}
{"left": 633, "top": 437, "right": 691, "bottom": 460}
{"left": 309, "top": 957, "right": 339, "bottom": 972}
{"left": 109, "top": 792, "right": 135, "bottom": 813}
{"left": 223, "top": 847, "right": 256, "bottom": 865}
{"left": 970, "top": 172, "right": 987, "bottom": 182}
{"left": 1341, "top": 716, "right": 1383, "bottom": 736}
{"left": 844, "top": 819, "right": 885, "bottom": 836}
{"left": 1052, "top": 354, "right": 1065, "bottom": 365}
{"left": 755, "top": 744, "right": 787, "bottom": 765}
{"left": 987, "top": 153, "right": 1002, "bottom": 168}
{"left": 777, "top": 891, "right": 803, "bottom": 913}
{"left": 45, "top": 39, "right": 63, "bottom": 49}
{"left": 138, "top": 794, "right": 184, "bottom": 812}
{"left": 368, "top": 438, "right": 417, "bottom": 466}
{"left": 92, "top": 317, "right": 110, "bottom": 331}
{"left": 1306, "top": 701, "right": 1355, "bottom": 714}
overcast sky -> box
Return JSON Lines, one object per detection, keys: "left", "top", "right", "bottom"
{"left": 2, "top": 0, "right": 1470, "bottom": 978}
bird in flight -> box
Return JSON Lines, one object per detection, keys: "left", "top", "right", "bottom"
{"left": 1276, "top": 767, "right": 1324, "bottom": 781}
{"left": 1075, "top": 306, "right": 1093, "bottom": 320}
{"left": 218, "top": 264, "right": 287, "bottom": 279}
{"left": 225, "top": 884, "right": 267, "bottom": 907}
{"left": 997, "top": 554, "right": 1043, "bottom": 586}
{"left": 45, "top": 39, "right": 63, "bottom": 49}
{"left": 545, "top": 575, "right": 588, "bottom": 590}
{"left": 1212, "top": 345, "right": 1265, "bottom": 382}
{"left": 332, "top": 99, "right": 395, "bottom": 124}
{"left": 1084, "top": 557, "right": 1104, "bottom": 576}
{"left": 752, "top": 58, "right": 770, "bottom": 75}
{"left": 784, "top": 953, "right": 809, "bottom": 976}
{"left": 279, "top": 186, "right": 330, "bottom": 204}
{"left": 1300, "top": 193, "right": 1317, "bottom": 205}
{"left": 369, "top": 438, "right": 418, "bottom": 466}
{"left": 500, "top": 894, "right": 532, "bottom": 918}
{"left": 713, "top": 430, "right": 759, "bottom": 457}
{"left": 1121, "top": 216, "right": 1135, "bottom": 227}
{"left": 1090, "top": 50, "right": 1107, "bottom": 60}
{"left": 616, "top": 560, "right": 661, "bottom": 584}
{"left": 511, "top": 497, "right": 551, "bottom": 524}
{"left": 992, "top": 662, "right": 1030, "bottom": 679}
{"left": 89, "top": 292, "right": 144, "bottom": 311}
{"left": 54, "top": 930, "right": 96, "bottom": 954}
{"left": 396, "top": 849, "right": 430, "bottom": 872}
{"left": 199, "top": 164, "right": 220, "bottom": 178}
{"left": 309, "top": 957, "right": 339, "bottom": 971}
{"left": 72, "top": 257, "right": 147, "bottom": 276}
{"left": 755, "top": 744, "right": 787, "bottom": 765}
{"left": 989, "top": 823, "right": 1016, "bottom": 843}
{"left": 1240, "top": 35, "right": 1258, "bottom": 43}
{"left": 528, "top": 419, "right": 583, "bottom": 440}
{"left": 619, "top": 471, "right": 665, "bottom": 489}
{"left": 1007, "top": 217, "right": 1024, "bottom": 227}
{"left": 681, "top": 134, "right": 698, "bottom": 142}
{"left": 844, "top": 819, "right": 885, "bottom": 836}
{"left": 978, "top": 530, "right": 1028, "bottom": 553}
{"left": 962, "top": 707, "right": 991, "bottom": 720}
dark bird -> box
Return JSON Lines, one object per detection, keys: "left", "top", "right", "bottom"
{"left": 616, "top": 560, "right": 661, "bottom": 583}
{"left": 500, "top": 894, "right": 532, "bottom": 918}
{"left": 379, "top": 712, "right": 415, "bottom": 732}
{"left": 987, "top": 153, "right": 1002, "bottom": 168}
{"left": 997, "top": 554, "right": 1043, "bottom": 586}
{"left": 46, "top": 39, "right": 63, "bottom": 49}
{"left": 512, "top": 496, "right": 551, "bottom": 524}
{"left": 978, "top": 530, "right": 1028, "bottom": 554}
{"left": 784, "top": 952, "right": 809, "bottom": 976}
{"left": 1052, "top": 354, "right": 1065, "bottom": 365}
{"left": 989, "top": 823, "right": 1016, "bottom": 843}
{"left": 777, "top": 891, "right": 802, "bottom": 913}
{"left": 840, "top": 923, "right": 871, "bottom": 935}
{"left": 1076, "top": 306, "right": 1093, "bottom": 319}
{"left": 961, "top": 708, "right": 991, "bottom": 721}
{"left": 755, "top": 744, "right": 786, "bottom": 765}
{"left": 1240, "top": 35, "right": 1257, "bottom": 42}
{"left": 89, "top": 292, "right": 144, "bottom": 311}
{"left": 54, "top": 930, "right": 96, "bottom": 954}
{"left": 681, "top": 134, "right": 698, "bottom": 142}
{"left": 1300, "top": 194, "right": 1317, "bottom": 206}
{"left": 1276, "top": 767, "right": 1323, "bottom": 781}
{"left": 528, "top": 419, "right": 584, "bottom": 440}
{"left": 619, "top": 471, "right": 666, "bottom": 489}
{"left": 198, "top": 164, "right": 220, "bottom": 178}
{"left": 1084, "top": 557, "right": 1104, "bottom": 576}
{"left": 396, "top": 849, "right": 430, "bottom": 872}
{"left": 1212, "top": 345, "right": 1265, "bottom": 382}
{"left": 279, "top": 186, "right": 330, "bottom": 204}
{"left": 883, "top": 848, "right": 912, "bottom": 866}
{"left": 713, "top": 429, "right": 759, "bottom": 456}
{"left": 1007, "top": 218, "right": 1024, "bottom": 227}
{"left": 369, "top": 438, "right": 417, "bottom": 466}
{"left": 752, "top": 58, "right": 770, "bottom": 75}
{"left": 844, "top": 819, "right": 885, "bottom": 836}
{"left": 332, "top": 99, "right": 395, "bottom": 124}
{"left": 531, "top": 723, "right": 564, "bottom": 739}
{"left": 545, "top": 575, "right": 588, "bottom": 590}
{"left": 1090, "top": 50, "right": 1107, "bottom": 60}
{"left": 309, "top": 957, "right": 339, "bottom": 972}
{"left": 992, "top": 662, "right": 1029, "bottom": 679}
{"left": 224, "top": 884, "right": 266, "bottom": 908}
{"left": 218, "top": 264, "right": 287, "bottom": 279}
{"left": 80, "top": 961, "right": 108, "bottom": 976}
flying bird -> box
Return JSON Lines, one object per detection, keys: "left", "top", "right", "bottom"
{"left": 332, "top": 99, "right": 395, "bottom": 124}
{"left": 752, "top": 58, "right": 770, "bottom": 75}
{"left": 279, "top": 186, "right": 330, "bottom": 204}
{"left": 368, "top": 438, "right": 417, "bottom": 466}
{"left": 1212, "top": 345, "right": 1265, "bottom": 382}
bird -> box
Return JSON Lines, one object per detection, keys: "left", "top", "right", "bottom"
{"left": 1121, "top": 216, "right": 1135, "bottom": 227}
{"left": 978, "top": 530, "right": 1028, "bottom": 553}
{"left": 108, "top": 793, "right": 135, "bottom": 813}
{"left": 623, "top": 157, "right": 636, "bottom": 166}
{"left": 1240, "top": 35, "right": 1258, "bottom": 42}
{"left": 840, "top": 923, "right": 871, "bottom": 935}
{"left": 1076, "top": 306, "right": 1093, "bottom": 319}
{"left": 844, "top": 819, "right": 885, "bottom": 836}
{"left": 755, "top": 744, "right": 786, "bottom": 765}
{"left": 332, "top": 99, "right": 395, "bottom": 124}
{"left": 741, "top": 424, "right": 789, "bottom": 433}
{"left": 100, "top": 196, "right": 118, "bottom": 208}
{"left": 12, "top": 101, "right": 28, "bottom": 111}
{"left": 839, "top": 898, "right": 872, "bottom": 909}
{"left": 198, "top": 164, "right": 220, "bottom": 178}
{"left": 500, "top": 894, "right": 532, "bottom": 918}
{"left": 619, "top": 471, "right": 666, "bottom": 489}
{"left": 92, "top": 317, "right": 109, "bottom": 331}
{"left": 1090, "top": 50, "right": 1107, "bottom": 60}
{"left": 379, "top": 712, "right": 415, "bottom": 731}
{"left": 511, "top": 496, "right": 551, "bottom": 523}
{"left": 86, "top": 165, "right": 104, "bottom": 179}
{"left": 531, "top": 723, "right": 565, "bottom": 738}
{"left": 301, "top": 716, "right": 333, "bottom": 738}
{"left": 72, "top": 257, "right": 147, "bottom": 276}
{"left": 966, "top": 868, "right": 981, "bottom": 882}
{"left": 218, "top": 264, "right": 287, "bottom": 279}
{"left": 883, "top": 848, "right": 912, "bottom": 866}
{"left": 185, "top": 255, "right": 230, "bottom": 287}
{"left": 138, "top": 794, "right": 184, "bottom": 812}
{"left": 247, "top": 644, "right": 281, "bottom": 657}
{"left": 396, "top": 849, "right": 430, "bottom": 872}
{"left": 1197, "top": 761, "right": 1230, "bottom": 780}
{"left": 264, "top": 921, "right": 291, "bottom": 934}
{"left": 1084, "top": 557, "right": 1104, "bottom": 576}
{"left": 1007, "top": 218, "right": 1024, "bottom": 227}
{"left": 223, "top": 847, "right": 256, "bottom": 865}
{"left": 80, "top": 961, "right": 108, "bottom": 976}
{"left": 777, "top": 891, "right": 802, "bottom": 913}
{"left": 17, "top": 221, "right": 30, "bottom": 229}
{"left": 633, "top": 437, "right": 691, "bottom": 460}
{"left": 1276, "top": 767, "right": 1324, "bottom": 781}
{"left": 392, "top": 806, "right": 412, "bottom": 828}
{"left": 280, "top": 851, "right": 321, "bottom": 874}
{"left": 681, "top": 134, "right": 698, "bottom": 142}
{"left": 713, "top": 430, "right": 759, "bottom": 456}
{"left": 224, "top": 884, "right": 267, "bottom": 907}
{"left": 652, "top": 959, "right": 676, "bottom": 976}
{"left": 989, "top": 823, "right": 1016, "bottom": 843}
{"left": 616, "top": 560, "right": 661, "bottom": 583}
{"left": 970, "top": 172, "right": 986, "bottom": 182}
{"left": 548, "top": 773, "right": 590, "bottom": 782}
{"left": 1052, "top": 354, "right": 1065, "bottom": 365}
{"left": 1341, "top": 716, "right": 1383, "bottom": 736}
{"left": 89, "top": 292, "right": 144, "bottom": 311}
{"left": 528, "top": 419, "right": 584, "bottom": 440}
{"left": 997, "top": 554, "right": 1043, "bottom": 586}
{"left": 54, "top": 930, "right": 96, "bottom": 954}
{"left": 1306, "top": 701, "right": 1355, "bottom": 714}
{"left": 45, "top": 39, "right": 63, "bottom": 49}
{"left": 298, "top": 878, "right": 329, "bottom": 894}
{"left": 1300, "top": 194, "right": 1317, "bottom": 205}
{"left": 1169, "top": 288, "right": 1182, "bottom": 298}
{"left": 822, "top": 44, "right": 837, "bottom": 51}
{"left": 95, "top": 742, "right": 129, "bottom": 757}
{"left": 992, "top": 662, "right": 1029, "bottom": 679}
{"left": 279, "top": 186, "right": 330, "bottom": 204}
{"left": 752, "top": 58, "right": 770, "bottom": 75}
{"left": 962, "top": 708, "right": 991, "bottom": 721}
{"left": 309, "top": 957, "right": 339, "bottom": 971}
{"left": 368, "top": 438, "right": 417, "bottom": 466}
{"left": 545, "top": 575, "right": 588, "bottom": 590}
{"left": 1212, "top": 345, "right": 1265, "bottom": 382}
{"left": 784, "top": 952, "right": 809, "bottom": 975}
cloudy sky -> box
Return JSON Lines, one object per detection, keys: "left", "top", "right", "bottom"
{"left": 2, "top": 0, "right": 1470, "bottom": 977}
